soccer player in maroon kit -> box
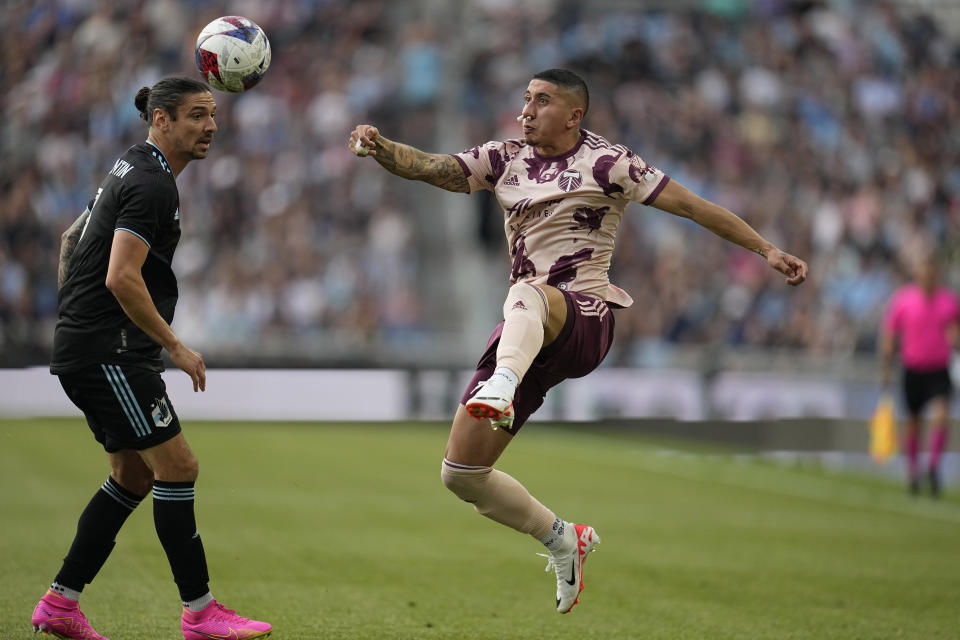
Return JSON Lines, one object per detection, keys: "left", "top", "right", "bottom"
{"left": 350, "top": 69, "right": 807, "bottom": 613}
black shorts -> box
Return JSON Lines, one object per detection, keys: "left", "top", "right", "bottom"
{"left": 58, "top": 364, "right": 182, "bottom": 453}
{"left": 902, "top": 368, "right": 952, "bottom": 416}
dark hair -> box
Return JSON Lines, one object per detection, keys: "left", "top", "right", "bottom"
{"left": 532, "top": 68, "right": 589, "bottom": 116}
{"left": 135, "top": 76, "right": 210, "bottom": 123}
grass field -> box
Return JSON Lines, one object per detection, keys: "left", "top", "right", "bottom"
{"left": 2, "top": 418, "right": 959, "bottom": 639}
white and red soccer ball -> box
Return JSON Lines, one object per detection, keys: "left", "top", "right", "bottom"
{"left": 195, "top": 16, "right": 271, "bottom": 93}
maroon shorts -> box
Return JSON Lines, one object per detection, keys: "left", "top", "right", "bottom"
{"left": 460, "top": 290, "right": 616, "bottom": 434}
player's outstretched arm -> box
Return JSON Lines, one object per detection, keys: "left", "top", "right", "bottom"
{"left": 650, "top": 179, "right": 808, "bottom": 286}
{"left": 58, "top": 209, "right": 90, "bottom": 289}
{"left": 348, "top": 125, "right": 469, "bottom": 193}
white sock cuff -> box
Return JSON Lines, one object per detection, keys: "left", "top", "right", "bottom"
{"left": 50, "top": 582, "right": 82, "bottom": 602}
{"left": 442, "top": 458, "right": 490, "bottom": 472}
{"left": 492, "top": 367, "right": 520, "bottom": 387}
{"left": 183, "top": 592, "right": 214, "bottom": 611}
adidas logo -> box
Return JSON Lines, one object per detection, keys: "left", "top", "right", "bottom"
{"left": 504, "top": 174, "right": 520, "bottom": 186}
{"left": 511, "top": 300, "right": 527, "bottom": 310}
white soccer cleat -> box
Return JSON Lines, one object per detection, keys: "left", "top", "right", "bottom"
{"left": 540, "top": 523, "right": 600, "bottom": 613}
{"left": 465, "top": 376, "right": 516, "bottom": 430}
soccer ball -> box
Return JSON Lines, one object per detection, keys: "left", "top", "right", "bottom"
{"left": 195, "top": 16, "right": 271, "bottom": 93}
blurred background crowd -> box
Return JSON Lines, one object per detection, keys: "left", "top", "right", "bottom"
{"left": 2, "top": 0, "right": 959, "bottom": 372}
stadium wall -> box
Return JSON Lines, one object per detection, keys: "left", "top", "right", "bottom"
{"left": 2, "top": 365, "right": 951, "bottom": 425}
{"left": 5, "top": 368, "right": 958, "bottom": 477}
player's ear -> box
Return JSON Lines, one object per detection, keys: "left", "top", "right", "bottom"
{"left": 152, "top": 108, "right": 169, "bottom": 131}
{"left": 567, "top": 106, "right": 584, "bottom": 129}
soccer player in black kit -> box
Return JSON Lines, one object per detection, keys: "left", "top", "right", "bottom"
{"left": 31, "top": 77, "right": 271, "bottom": 640}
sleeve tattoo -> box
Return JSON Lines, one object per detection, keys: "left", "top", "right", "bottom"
{"left": 58, "top": 210, "right": 89, "bottom": 289}
{"left": 373, "top": 138, "right": 469, "bottom": 193}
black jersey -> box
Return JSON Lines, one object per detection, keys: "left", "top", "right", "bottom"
{"left": 52, "top": 141, "right": 181, "bottom": 373}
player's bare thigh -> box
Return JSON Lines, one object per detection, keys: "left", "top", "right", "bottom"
{"left": 536, "top": 284, "right": 567, "bottom": 347}
{"left": 445, "top": 405, "right": 513, "bottom": 467}
{"left": 136, "top": 432, "right": 199, "bottom": 482}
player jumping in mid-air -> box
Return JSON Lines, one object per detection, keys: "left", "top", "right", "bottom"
{"left": 32, "top": 77, "right": 271, "bottom": 640}
{"left": 349, "top": 68, "right": 807, "bottom": 613}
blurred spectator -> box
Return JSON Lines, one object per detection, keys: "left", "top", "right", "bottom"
{"left": 1, "top": 0, "right": 426, "bottom": 365}
{"left": 2, "top": 0, "right": 959, "bottom": 367}
{"left": 461, "top": 0, "right": 960, "bottom": 366}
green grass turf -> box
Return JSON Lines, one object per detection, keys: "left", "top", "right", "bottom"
{"left": 2, "top": 418, "right": 959, "bottom": 639}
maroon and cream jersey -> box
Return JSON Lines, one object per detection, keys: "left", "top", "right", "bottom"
{"left": 452, "top": 129, "right": 669, "bottom": 308}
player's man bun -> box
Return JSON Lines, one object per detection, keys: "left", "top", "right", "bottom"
{"left": 134, "top": 87, "right": 152, "bottom": 121}
{"left": 134, "top": 77, "right": 210, "bottom": 125}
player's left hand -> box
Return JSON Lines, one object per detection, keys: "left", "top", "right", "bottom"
{"left": 169, "top": 342, "right": 206, "bottom": 392}
{"left": 767, "top": 248, "right": 808, "bottom": 286}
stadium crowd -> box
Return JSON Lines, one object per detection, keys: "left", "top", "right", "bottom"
{"left": 2, "top": 0, "right": 958, "bottom": 367}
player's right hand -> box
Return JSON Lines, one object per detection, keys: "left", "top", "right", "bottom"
{"left": 170, "top": 343, "right": 206, "bottom": 392}
{"left": 349, "top": 125, "right": 379, "bottom": 157}
{"left": 767, "top": 247, "right": 808, "bottom": 286}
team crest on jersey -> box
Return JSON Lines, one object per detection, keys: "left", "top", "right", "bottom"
{"left": 558, "top": 169, "right": 582, "bottom": 192}
{"left": 629, "top": 155, "right": 658, "bottom": 184}
{"left": 150, "top": 396, "right": 174, "bottom": 428}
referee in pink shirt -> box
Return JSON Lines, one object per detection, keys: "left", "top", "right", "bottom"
{"left": 881, "top": 254, "right": 959, "bottom": 496}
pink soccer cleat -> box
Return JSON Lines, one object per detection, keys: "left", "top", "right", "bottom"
{"left": 181, "top": 600, "right": 272, "bottom": 640}
{"left": 31, "top": 590, "right": 109, "bottom": 640}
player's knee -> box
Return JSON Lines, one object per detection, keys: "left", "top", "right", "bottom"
{"left": 154, "top": 452, "right": 199, "bottom": 482}
{"left": 110, "top": 454, "right": 153, "bottom": 495}
{"left": 441, "top": 458, "right": 491, "bottom": 503}
{"left": 502, "top": 282, "right": 547, "bottom": 324}
{"left": 112, "top": 470, "right": 152, "bottom": 497}
{"left": 178, "top": 454, "right": 200, "bottom": 482}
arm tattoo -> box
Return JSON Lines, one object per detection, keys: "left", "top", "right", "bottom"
{"left": 58, "top": 210, "right": 89, "bottom": 289}
{"left": 755, "top": 246, "right": 766, "bottom": 259}
{"left": 373, "top": 136, "right": 469, "bottom": 193}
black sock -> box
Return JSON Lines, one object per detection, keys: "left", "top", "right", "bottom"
{"left": 153, "top": 480, "right": 209, "bottom": 602}
{"left": 54, "top": 476, "right": 144, "bottom": 591}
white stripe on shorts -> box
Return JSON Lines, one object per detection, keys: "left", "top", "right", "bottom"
{"left": 101, "top": 364, "right": 152, "bottom": 438}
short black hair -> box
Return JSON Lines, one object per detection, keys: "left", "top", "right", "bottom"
{"left": 134, "top": 76, "right": 211, "bottom": 123}
{"left": 532, "top": 68, "right": 589, "bottom": 116}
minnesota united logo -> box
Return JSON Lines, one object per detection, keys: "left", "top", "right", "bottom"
{"left": 150, "top": 396, "right": 174, "bottom": 428}
{"left": 558, "top": 169, "right": 582, "bottom": 192}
